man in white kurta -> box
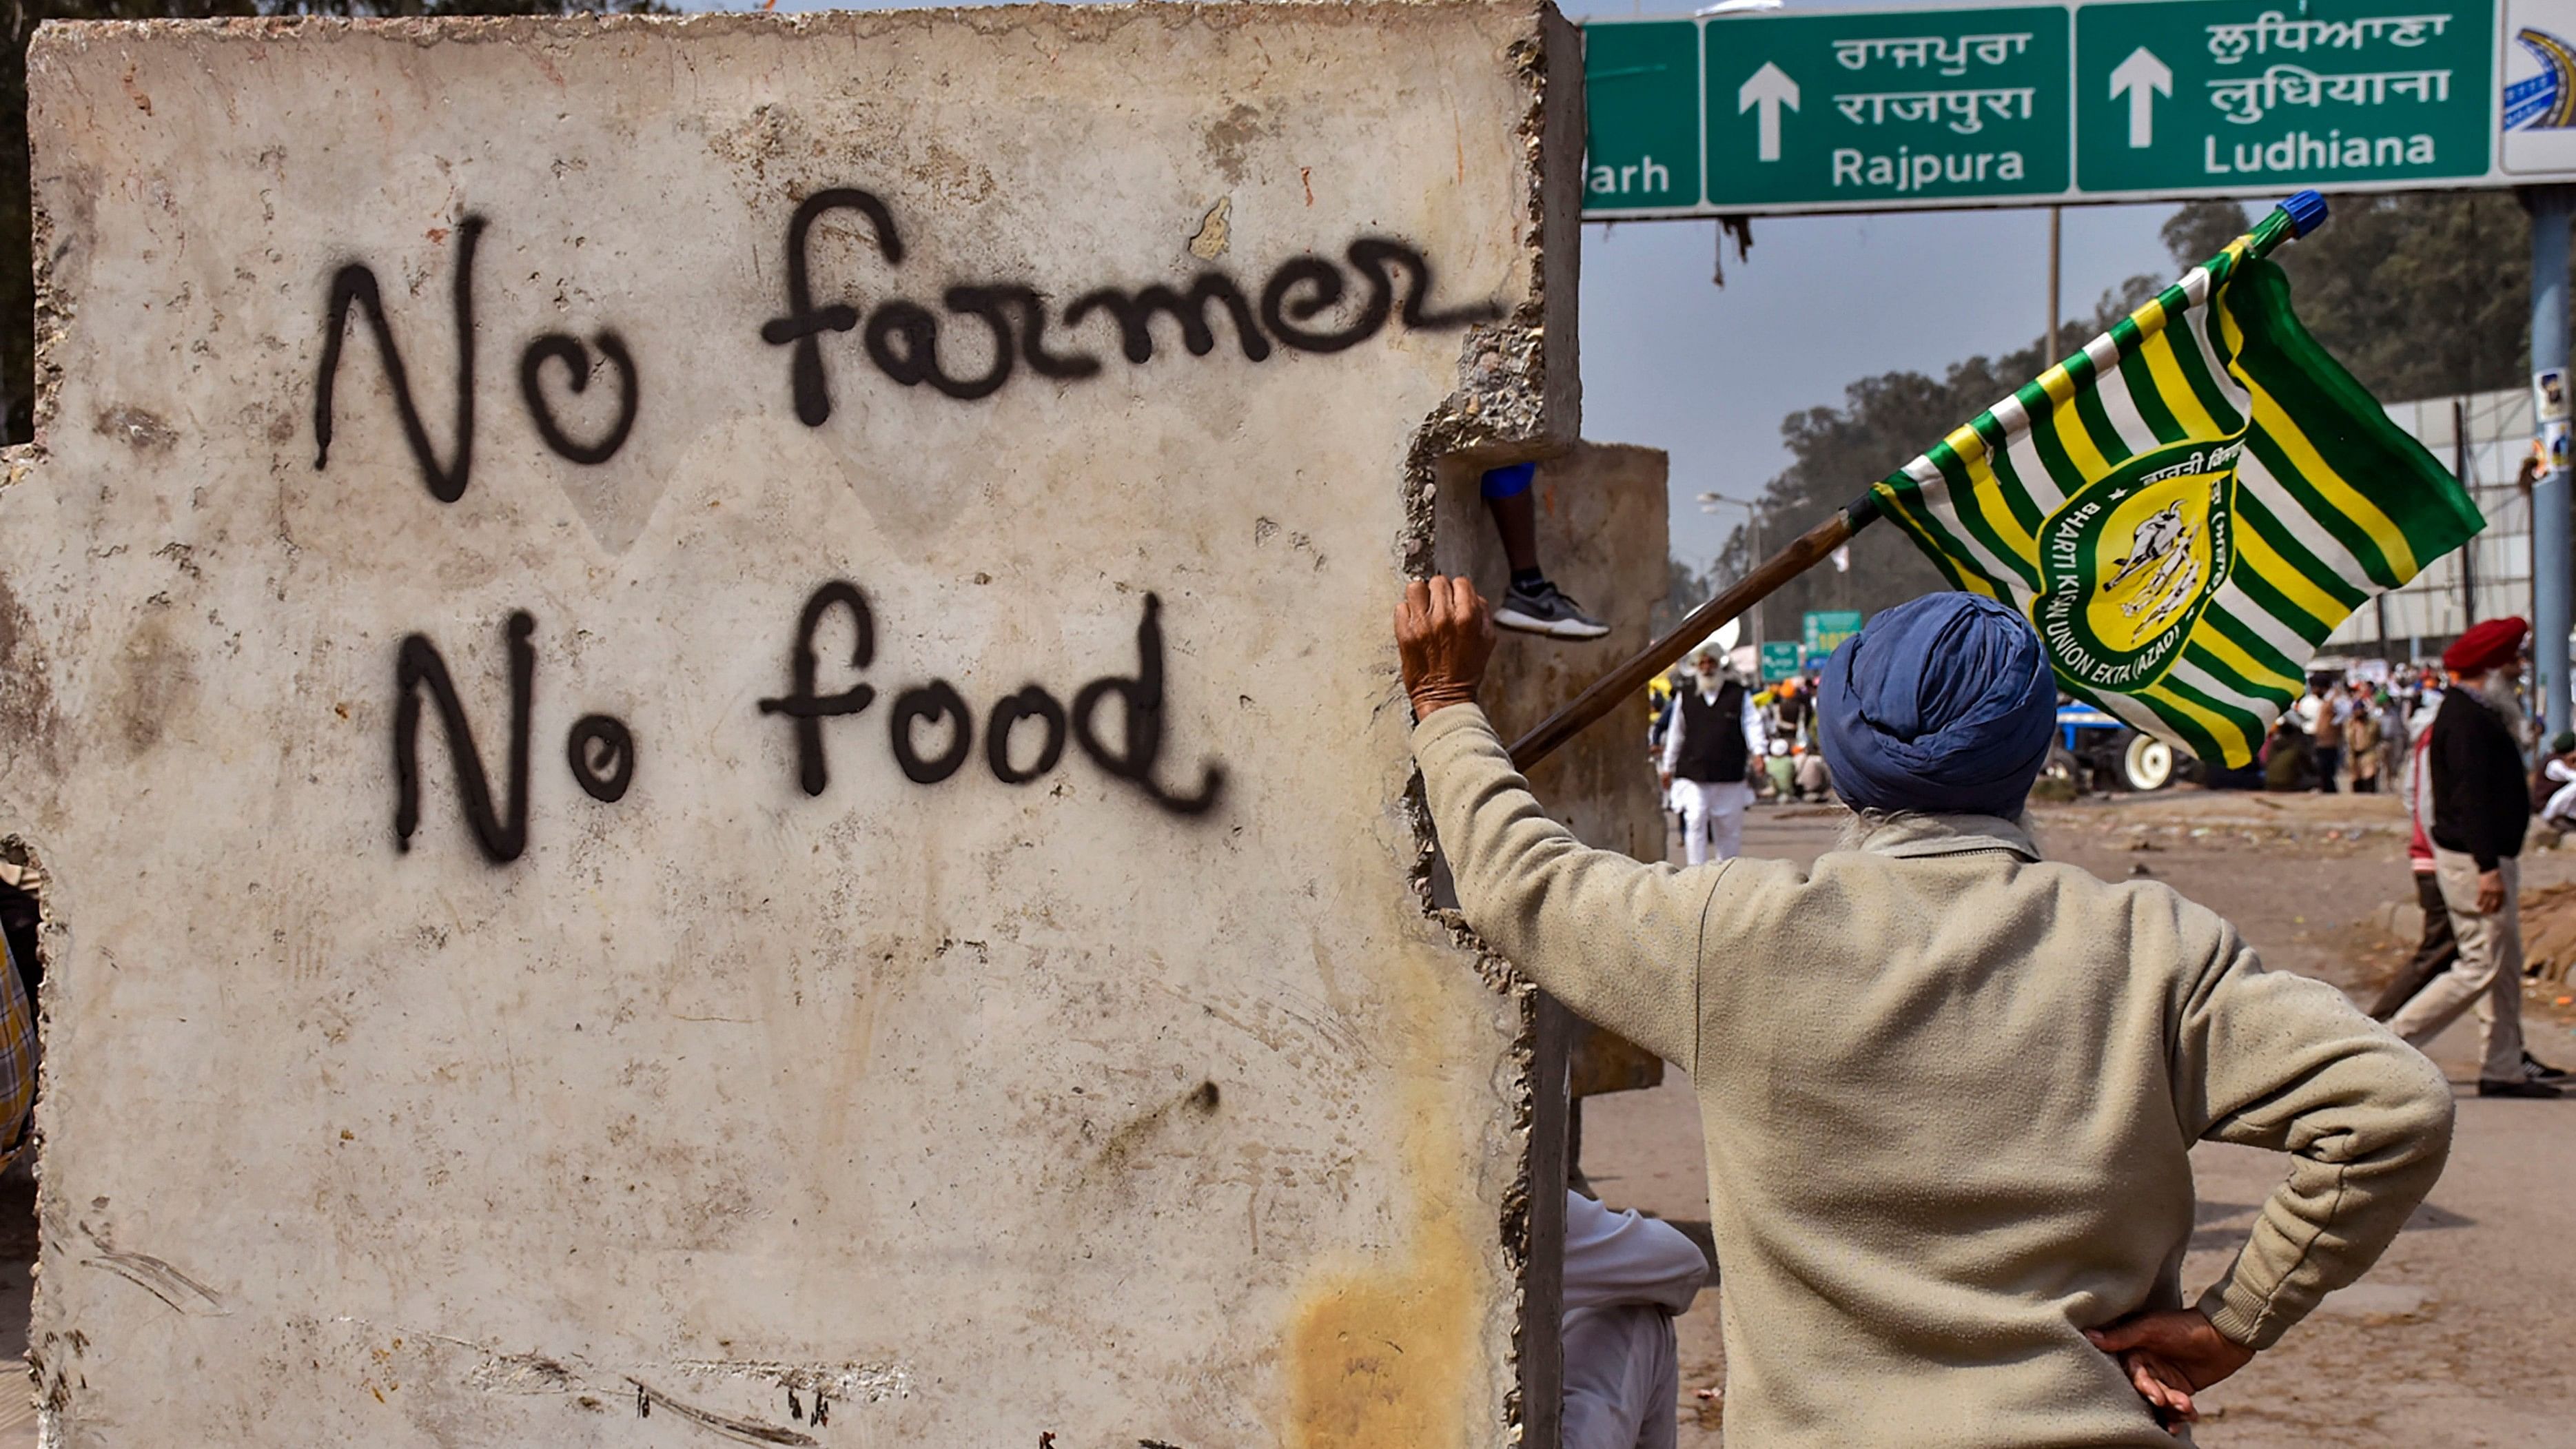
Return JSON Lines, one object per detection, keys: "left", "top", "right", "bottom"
{"left": 1562, "top": 1191, "right": 1709, "bottom": 1449}
{"left": 1658, "top": 653, "right": 1766, "bottom": 864}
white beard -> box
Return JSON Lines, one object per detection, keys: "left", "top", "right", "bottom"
{"left": 2480, "top": 672, "right": 2528, "bottom": 741}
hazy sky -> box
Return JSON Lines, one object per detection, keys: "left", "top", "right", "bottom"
{"left": 695, "top": 0, "right": 2194, "bottom": 566}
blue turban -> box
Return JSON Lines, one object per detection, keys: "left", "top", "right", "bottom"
{"left": 1817, "top": 593, "right": 2058, "bottom": 820}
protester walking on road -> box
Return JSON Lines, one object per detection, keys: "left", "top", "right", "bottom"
{"left": 2386, "top": 617, "right": 2571, "bottom": 1098}
{"left": 1398, "top": 578, "right": 2454, "bottom": 1446}
{"left": 1659, "top": 650, "right": 1765, "bottom": 865}
{"left": 2370, "top": 697, "right": 2458, "bottom": 1021}
{"left": 1562, "top": 1191, "right": 1708, "bottom": 1449}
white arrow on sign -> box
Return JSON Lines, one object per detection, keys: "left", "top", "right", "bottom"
{"left": 1739, "top": 62, "right": 1799, "bottom": 163}
{"left": 2109, "top": 46, "right": 2172, "bottom": 149}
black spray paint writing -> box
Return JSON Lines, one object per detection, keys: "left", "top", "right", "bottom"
{"left": 761, "top": 185, "right": 1502, "bottom": 424}
{"left": 753, "top": 581, "right": 878, "bottom": 798}
{"left": 520, "top": 331, "right": 640, "bottom": 465}
{"left": 316, "top": 215, "right": 640, "bottom": 501}
{"left": 316, "top": 192, "right": 1484, "bottom": 500}
{"left": 393, "top": 612, "right": 637, "bottom": 863}
{"left": 757, "top": 583, "right": 1225, "bottom": 816}
{"left": 396, "top": 588, "right": 1225, "bottom": 865}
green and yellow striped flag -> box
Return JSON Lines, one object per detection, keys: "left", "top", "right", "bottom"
{"left": 1873, "top": 203, "right": 2484, "bottom": 768}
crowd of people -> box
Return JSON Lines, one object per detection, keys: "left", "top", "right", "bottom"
{"left": 2260, "top": 672, "right": 2406, "bottom": 792}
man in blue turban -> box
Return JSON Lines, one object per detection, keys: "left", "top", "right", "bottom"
{"left": 1814, "top": 591, "right": 2058, "bottom": 821}
{"left": 1396, "top": 575, "right": 2452, "bottom": 1448}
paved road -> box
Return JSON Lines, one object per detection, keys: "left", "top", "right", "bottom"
{"left": 1584, "top": 798, "right": 2576, "bottom": 1447}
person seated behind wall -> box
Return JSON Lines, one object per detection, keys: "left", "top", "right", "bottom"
{"left": 1763, "top": 739, "right": 1796, "bottom": 803}
{"left": 2533, "top": 731, "right": 2576, "bottom": 839}
{"left": 1562, "top": 1189, "right": 1709, "bottom": 1449}
{"left": 1772, "top": 675, "right": 1813, "bottom": 748}
{"left": 1479, "top": 463, "right": 1608, "bottom": 641}
{"left": 2262, "top": 715, "right": 2318, "bottom": 792}
{"left": 1792, "top": 745, "right": 1831, "bottom": 802}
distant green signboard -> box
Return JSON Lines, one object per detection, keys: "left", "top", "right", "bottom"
{"left": 1759, "top": 641, "right": 1806, "bottom": 681}
{"left": 1582, "top": 0, "right": 2548, "bottom": 216}
{"left": 1803, "top": 610, "right": 1865, "bottom": 654}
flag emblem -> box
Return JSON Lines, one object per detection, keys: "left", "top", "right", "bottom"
{"left": 1874, "top": 209, "right": 2483, "bottom": 768}
{"left": 2033, "top": 440, "right": 2237, "bottom": 692}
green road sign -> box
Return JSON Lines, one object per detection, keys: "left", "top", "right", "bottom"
{"left": 1803, "top": 610, "right": 1865, "bottom": 653}
{"left": 2077, "top": 0, "right": 2493, "bottom": 194}
{"left": 1713, "top": 7, "right": 2072, "bottom": 209}
{"left": 1759, "top": 641, "right": 1806, "bottom": 682}
{"left": 1585, "top": 20, "right": 1702, "bottom": 212}
{"left": 1584, "top": 0, "right": 2563, "bottom": 216}
{"left": 1587, "top": 5, "right": 2071, "bottom": 214}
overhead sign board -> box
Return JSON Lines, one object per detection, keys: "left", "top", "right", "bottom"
{"left": 1803, "top": 608, "right": 1865, "bottom": 653}
{"left": 2074, "top": 0, "right": 2491, "bottom": 195}
{"left": 1759, "top": 640, "right": 1806, "bottom": 681}
{"left": 1584, "top": 0, "right": 2576, "bottom": 216}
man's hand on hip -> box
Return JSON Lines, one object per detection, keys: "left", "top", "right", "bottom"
{"left": 2085, "top": 1308, "right": 2254, "bottom": 1433}
{"left": 1395, "top": 576, "right": 1496, "bottom": 721}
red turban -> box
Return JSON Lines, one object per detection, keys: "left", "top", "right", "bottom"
{"left": 2443, "top": 617, "right": 2528, "bottom": 674}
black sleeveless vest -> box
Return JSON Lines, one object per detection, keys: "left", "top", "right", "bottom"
{"left": 1676, "top": 682, "right": 1750, "bottom": 783}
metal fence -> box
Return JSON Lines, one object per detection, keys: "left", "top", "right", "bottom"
{"left": 2323, "top": 387, "right": 2538, "bottom": 664}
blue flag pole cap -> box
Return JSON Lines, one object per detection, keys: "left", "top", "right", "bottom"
{"left": 2279, "top": 189, "right": 2329, "bottom": 238}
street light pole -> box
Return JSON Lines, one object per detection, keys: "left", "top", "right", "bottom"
{"left": 1697, "top": 493, "right": 1763, "bottom": 648}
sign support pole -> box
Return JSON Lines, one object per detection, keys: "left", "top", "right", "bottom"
{"left": 2046, "top": 206, "right": 2062, "bottom": 364}
{"left": 2530, "top": 185, "right": 2575, "bottom": 740}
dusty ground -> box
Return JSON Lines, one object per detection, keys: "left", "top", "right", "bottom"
{"left": 1583, "top": 788, "right": 2576, "bottom": 1448}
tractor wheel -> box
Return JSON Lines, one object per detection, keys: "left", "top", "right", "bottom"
{"left": 2042, "top": 743, "right": 2083, "bottom": 794}
{"left": 2118, "top": 730, "right": 2176, "bottom": 792}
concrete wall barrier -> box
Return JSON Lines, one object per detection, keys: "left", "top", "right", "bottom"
{"left": 1, "top": 7, "right": 1582, "bottom": 1444}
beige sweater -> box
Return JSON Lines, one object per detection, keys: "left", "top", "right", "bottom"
{"left": 1415, "top": 706, "right": 2453, "bottom": 1448}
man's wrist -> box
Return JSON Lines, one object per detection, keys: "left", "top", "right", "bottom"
{"left": 1409, "top": 687, "right": 1478, "bottom": 722}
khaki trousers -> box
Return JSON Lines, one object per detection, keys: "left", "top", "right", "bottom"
{"left": 2387, "top": 849, "right": 2524, "bottom": 1082}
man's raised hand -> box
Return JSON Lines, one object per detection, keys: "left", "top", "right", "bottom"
{"left": 1395, "top": 575, "right": 1497, "bottom": 721}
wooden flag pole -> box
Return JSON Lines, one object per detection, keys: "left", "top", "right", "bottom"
{"left": 1506, "top": 193, "right": 2333, "bottom": 773}
{"left": 1508, "top": 491, "right": 1880, "bottom": 770}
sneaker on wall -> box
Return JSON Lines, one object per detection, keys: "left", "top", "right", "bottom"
{"left": 1495, "top": 579, "right": 1609, "bottom": 641}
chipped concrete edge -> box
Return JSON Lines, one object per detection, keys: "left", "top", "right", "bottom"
{"left": 1393, "top": 5, "right": 1580, "bottom": 1443}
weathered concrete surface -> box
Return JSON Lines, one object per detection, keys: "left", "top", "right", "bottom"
{"left": 1433, "top": 442, "right": 1666, "bottom": 861}
{"left": 0, "top": 8, "right": 1581, "bottom": 1445}
{"left": 1433, "top": 443, "right": 1669, "bottom": 1117}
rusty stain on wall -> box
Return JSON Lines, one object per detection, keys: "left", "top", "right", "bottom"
{"left": 1282, "top": 944, "right": 1496, "bottom": 1449}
